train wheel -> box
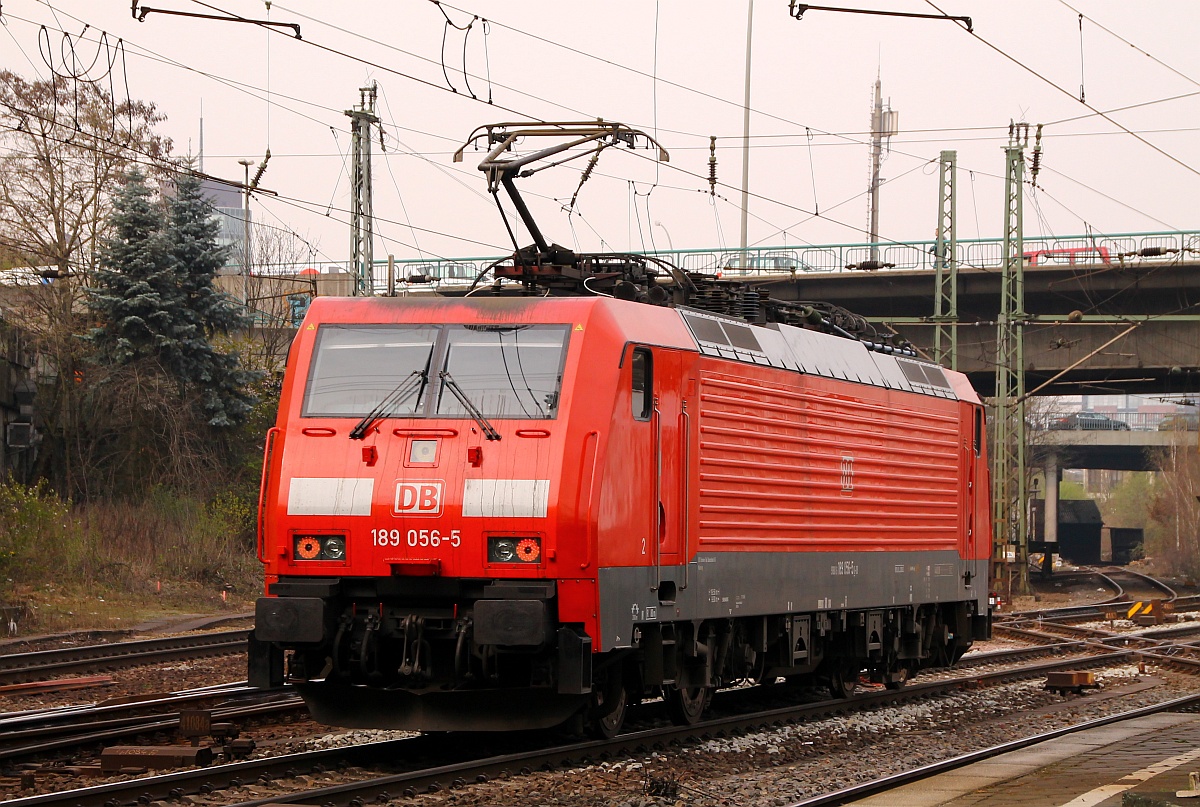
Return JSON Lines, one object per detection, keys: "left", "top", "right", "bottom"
{"left": 666, "top": 685, "right": 711, "bottom": 725}
{"left": 827, "top": 663, "right": 859, "bottom": 699}
{"left": 587, "top": 684, "right": 627, "bottom": 739}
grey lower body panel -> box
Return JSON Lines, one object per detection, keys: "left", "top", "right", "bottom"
{"left": 598, "top": 550, "right": 987, "bottom": 648}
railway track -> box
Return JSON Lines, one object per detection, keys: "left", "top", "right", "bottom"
{"left": 0, "top": 630, "right": 250, "bottom": 686}
{"left": 1004, "top": 567, "right": 1196, "bottom": 624}
{"left": 0, "top": 642, "right": 1100, "bottom": 770}
{"left": 2, "top": 571, "right": 1190, "bottom": 805}
{"left": 2, "top": 647, "right": 1162, "bottom": 807}
{"left": 0, "top": 684, "right": 304, "bottom": 763}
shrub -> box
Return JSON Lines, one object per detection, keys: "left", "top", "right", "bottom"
{"left": 0, "top": 478, "right": 73, "bottom": 579}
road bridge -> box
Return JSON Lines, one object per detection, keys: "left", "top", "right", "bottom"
{"left": 756, "top": 260, "right": 1200, "bottom": 397}
{"left": 1032, "top": 427, "right": 1191, "bottom": 473}
{"left": 1029, "top": 425, "right": 1196, "bottom": 547}
{"left": 373, "top": 229, "right": 1200, "bottom": 397}
{"left": 729, "top": 233, "right": 1200, "bottom": 398}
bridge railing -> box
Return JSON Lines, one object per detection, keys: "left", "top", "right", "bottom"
{"left": 269, "top": 229, "right": 1200, "bottom": 290}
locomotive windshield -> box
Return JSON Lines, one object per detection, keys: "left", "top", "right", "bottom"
{"left": 302, "top": 325, "right": 437, "bottom": 417}
{"left": 437, "top": 325, "right": 568, "bottom": 419}
{"left": 302, "top": 323, "right": 568, "bottom": 420}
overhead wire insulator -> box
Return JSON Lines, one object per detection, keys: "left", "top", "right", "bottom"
{"left": 1029, "top": 123, "right": 1044, "bottom": 188}
{"left": 251, "top": 148, "right": 271, "bottom": 189}
{"left": 567, "top": 146, "right": 603, "bottom": 212}
{"left": 846, "top": 260, "right": 894, "bottom": 272}
{"left": 708, "top": 135, "right": 717, "bottom": 196}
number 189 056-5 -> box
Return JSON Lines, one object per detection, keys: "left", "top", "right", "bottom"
{"left": 371, "top": 528, "right": 461, "bottom": 548}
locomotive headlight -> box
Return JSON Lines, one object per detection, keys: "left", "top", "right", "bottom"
{"left": 488, "top": 536, "right": 541, "bottom": 564}
{"left": 492, "top": 538, "right": 517, "bottom": 562}
{"left": 293, "top": 534, "right": 347, "bottom": 561}
{"left": 323, "top": 535, "right": 346, "bottom": 560}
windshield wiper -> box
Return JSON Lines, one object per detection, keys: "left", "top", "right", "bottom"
{"left": 349, "top": 370, "right": 427, "bottom": 440}
{"left": 439, "top": 370, "right": 502, "bottom": 441}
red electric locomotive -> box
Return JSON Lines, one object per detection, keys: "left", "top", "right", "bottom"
{"left": 251, "top": 292, "right": 992, "bottom": 735}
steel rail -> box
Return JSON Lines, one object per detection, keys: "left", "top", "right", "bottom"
{"left": 1099, "top": 566, "right": 1178, "bottom": 603}
{"left": 1004, "top": 568, "right": 1182, "bottom": 623}
{"left": 0, "top": 680, "right": 254, "bottom": 724}
{"left": 0, "top": 630, "right": 250, "bottom": 685}
{"left": 1002, "top": 595, "right": 1200, "bottom": 625}
{"left": 0, "top": 688, "right": 302, "bottom": 762}
{"left": 0, "top": 696, "right": 305, "bottom": 763}
{"left": 0, "top": 683, "right": 259, "bottom": 729}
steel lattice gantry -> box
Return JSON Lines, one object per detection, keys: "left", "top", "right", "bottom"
{"left": 347, "top": 83, "right": 378, "bottom": 297}
{"left": 932, "top": 150, "right": 958, "bottom": 369}
{"left": 991, "top": 126, "right": 1029, "bottom": 588}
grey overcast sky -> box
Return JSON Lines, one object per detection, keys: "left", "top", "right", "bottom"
{"left": 4, "top": 1, "right": 1199, "bottom": 266}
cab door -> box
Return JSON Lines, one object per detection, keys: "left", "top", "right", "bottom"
{"left": 647, "top": 348, "right": 688, "bottom": 597}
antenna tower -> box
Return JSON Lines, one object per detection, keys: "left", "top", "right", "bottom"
{"left": 866, "top": 74, "right": 898, "bottom": 260}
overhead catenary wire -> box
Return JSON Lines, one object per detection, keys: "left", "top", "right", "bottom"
{"left": 1053, "top": 0, "right": 1200, "bottom": 91}
{"left": 7, "top": 1, "right": 1190, "bottom": 261}
{"left": 0, "top": 113, "right": 510, "bottom": 258}
{"left": 2, "top": 81, "right": 1181, "bottom": 271}
{"left": 15, "top": 0, "right": 1200, "bottom": 162}
{"left": 924, "top": 0, "right": 1200, "bottom": 180}
{"left": 11, "top": 3, "right": 1136, "bottom": 243}
{"left": 226, "top": 0, "right": 573, "bottom": 121}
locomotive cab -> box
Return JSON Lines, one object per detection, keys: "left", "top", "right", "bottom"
{"left": 251, "top": 296, "right": 684, "bottom": 731}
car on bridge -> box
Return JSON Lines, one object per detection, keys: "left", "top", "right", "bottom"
{"left": 1158, "top": 413, "right": 1199, "bottom": 431}
{"left": 1023, "top": 246, "right": 1112, "bottom": 266}
{"left": 1048, "top": 413, "right": 1130, "bottom": 431}
{"left": 720, "top": 253, "right": 816, "bottom": 273}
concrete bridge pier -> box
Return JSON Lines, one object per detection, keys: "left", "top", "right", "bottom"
{"left": 1041, "top": 451, "right": 1060, "bottom": 577}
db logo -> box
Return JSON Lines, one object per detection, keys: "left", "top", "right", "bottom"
{"left": 394, "top": 481, "right": 444, "bottom": 516}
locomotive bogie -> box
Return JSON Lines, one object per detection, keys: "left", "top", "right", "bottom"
{"left": 252, "top": 296, "right": 991, "bottom": 733}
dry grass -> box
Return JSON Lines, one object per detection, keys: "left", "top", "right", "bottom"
{"left": 6, "top": 580, "right": 255, "bottom": 634}
{"left": 0, "top": 480, "right": 261, "bottom": 635}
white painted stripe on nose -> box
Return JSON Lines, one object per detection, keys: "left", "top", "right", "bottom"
{"left": 287, "top": 477, "right": 375, "bottom": 516}
{"left": 462, "top": 479, "right": 549, "bottom": 518}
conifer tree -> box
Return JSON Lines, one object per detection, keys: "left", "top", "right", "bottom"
{"left": 164, "top": 169, "right": 258, "bottom": 426}
{"left": 86, "top": 168, "right": 259, "bottom": 427}
{"left": 86, "top": 168, "right": 174, "bottom": 364}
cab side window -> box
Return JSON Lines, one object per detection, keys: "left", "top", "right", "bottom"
{"left": 974, "top": 407, "right": 983, "bottom": 457}
{"left": 632, "top": 348, "right": 652, "bottom": 420}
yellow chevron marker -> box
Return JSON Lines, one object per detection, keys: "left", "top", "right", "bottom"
{"left": 1127, "top": 601, "right": 1144, "bottom": 619}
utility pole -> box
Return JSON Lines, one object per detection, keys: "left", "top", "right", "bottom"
{"left": 738, "top": 0, "right": 754, "bottom": 268}
{"left": 787, "top": 4, "right": 963, "bottom": 260}
{"left": 238, "top": 158, "right": 253, "bottom": 304}
{"left": 347, "top": 83, "right": 379, "bottom": 297}
{"left": 932, "top": 149, "right": 958, "bottom": 369}
{"left": 992, "top": 123, "right": 1029, "bottom": 596}
{"left": 238, "top": 151, "right": 270, "bottom": 307}
{"left": 866, "top": 73, "right": 898, "bottom": 261}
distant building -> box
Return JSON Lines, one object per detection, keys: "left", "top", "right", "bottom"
{"left": 199, "top": 178, "right": 247, "bottom": 273}
{"left": 1031, "top": 498, "right": 1104, "bottom": 564}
